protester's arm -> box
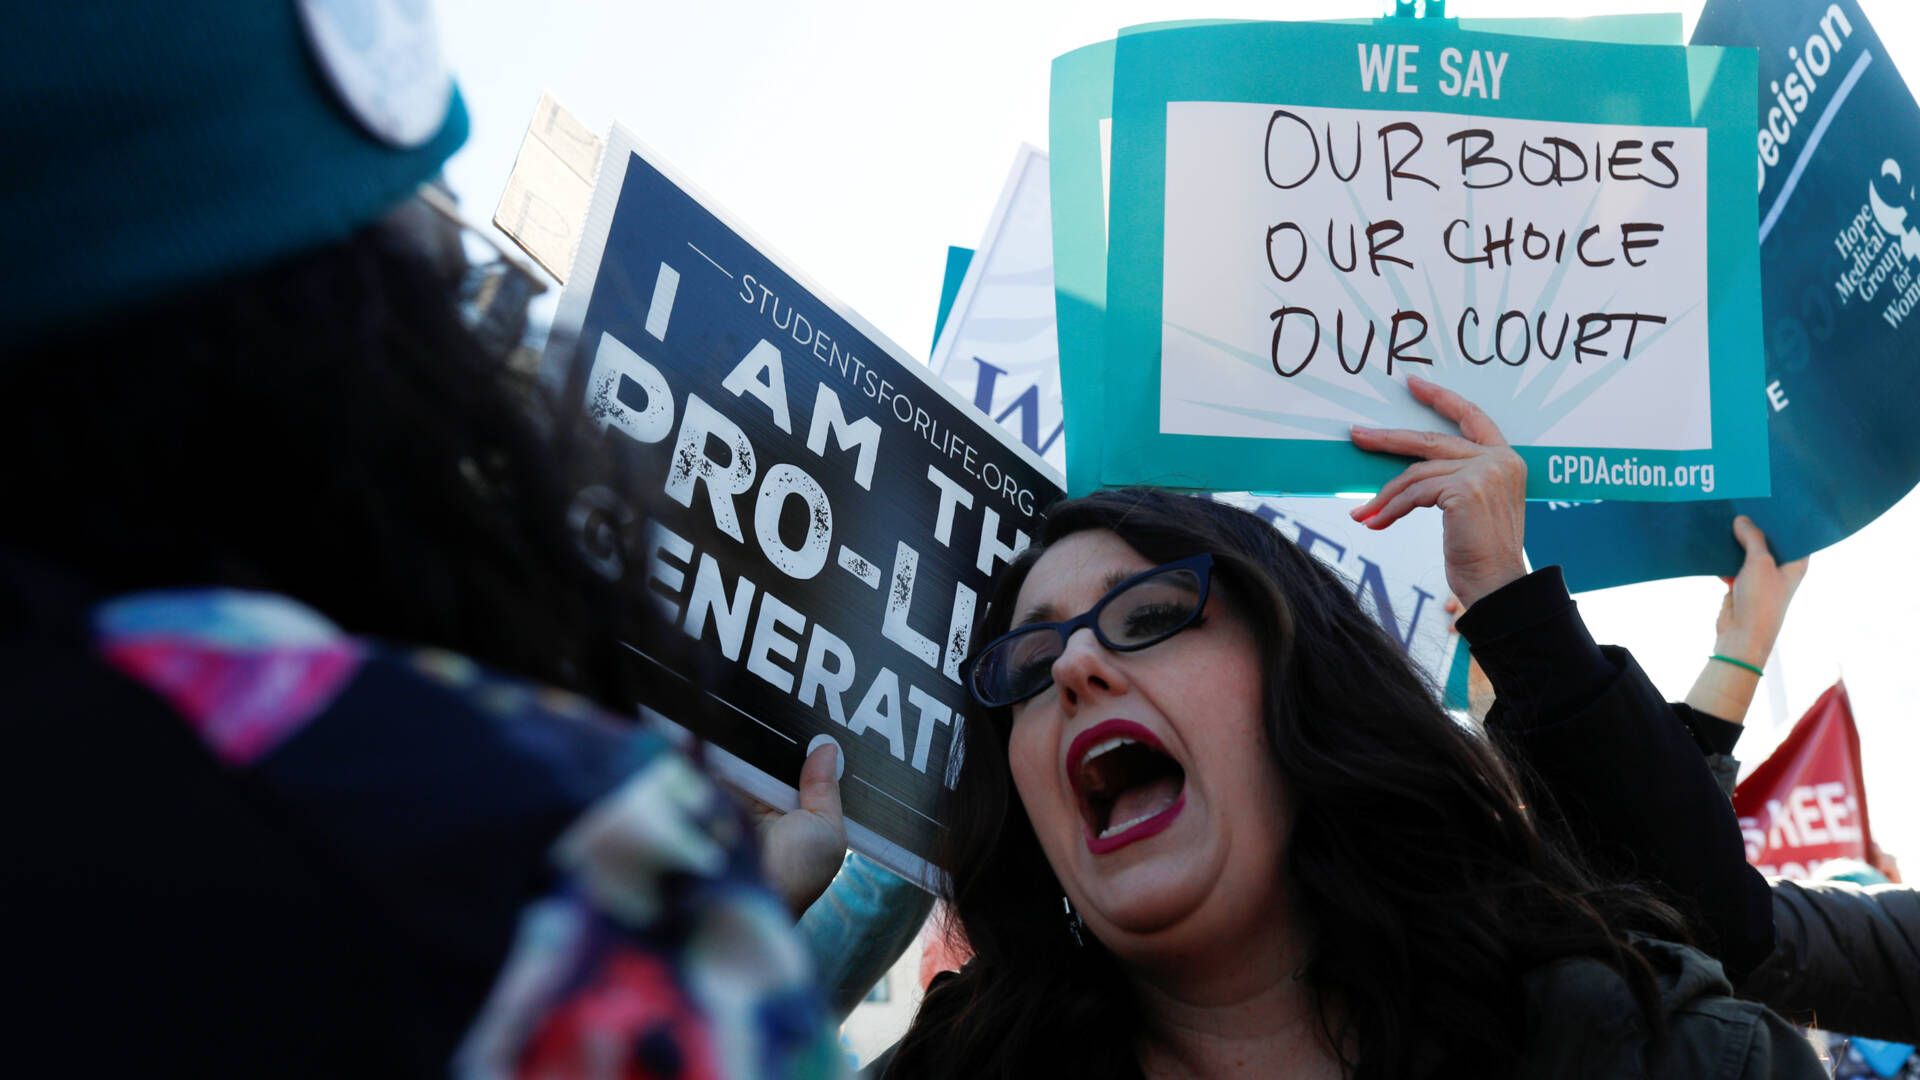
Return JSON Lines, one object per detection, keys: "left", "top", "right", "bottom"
{"left": 1742, "top": 879, "right": 1920, "bottom": 1043}
{"left": 1677, "top": 515, "right": 1808, "bottom": 800}
{"left": 1454, "top": 573, "right": 1779, "bottom": 978}
{"left": 797, "top": 853, "right": 936, "bottom": 1021}
{"left": 1683, "top": 516, "right": 1809, "bottom": 725}
{"left": 1350, "top": 380, "right": 1776, "bottom": 978}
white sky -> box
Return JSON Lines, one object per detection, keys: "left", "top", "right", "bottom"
{"left": 438, "top": 0, "right": 1920, "bottom": 861}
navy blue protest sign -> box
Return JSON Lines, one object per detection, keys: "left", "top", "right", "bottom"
{"left": 1528, "top": 0, "right": 1920, "bottom": 591}
{"left": 545, "top": 129, "right": 1063, "bottom": 886}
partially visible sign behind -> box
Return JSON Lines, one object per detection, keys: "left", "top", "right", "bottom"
{"left": 1734, "top": 682, "right": 1874, "bottom": 879}
{"left": 931, "top": 157, "right": 1459, "bottom": 696}
{"left": 1530, "top": 0, "right": 1920, "bottom": 590}
{"left": 1091, "top": 19, "right": 1766, "bottom": 503}
{"left": 546, "top": 129, "right": 1062, "bottom": 886}
{"left": 931, "top": 147, "right": 1065, "bottom": 477}
{"left": 494, "top": 91, "right": 602, "bottom": 283}
{"left": 1213, "top": 494, "right": 1459, "bottom": 691}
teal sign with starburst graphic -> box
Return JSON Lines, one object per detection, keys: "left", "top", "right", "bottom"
{"left": 1085, "top": 18, "right": 1763, "bottom": 502}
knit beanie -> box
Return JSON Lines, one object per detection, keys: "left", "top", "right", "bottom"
{"left": 0, "top": 0, "right": 470, "bottom": 345}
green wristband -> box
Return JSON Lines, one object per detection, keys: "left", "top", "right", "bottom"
{"left": 1709, "top": 654, "right": 1765, "bottom": 678}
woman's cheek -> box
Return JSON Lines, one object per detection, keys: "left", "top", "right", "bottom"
{"left": 1006, "top": 721, "right": 1059, "bottom": 819}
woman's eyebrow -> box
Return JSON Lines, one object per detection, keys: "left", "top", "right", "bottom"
{"left": 1010, "top": 568, "right": 1144, "bottom": 629}
{"left": 1012, "top": 604, "right": 1056, "bottom": 629}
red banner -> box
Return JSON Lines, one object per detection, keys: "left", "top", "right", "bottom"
{"left": 1733, "top": 682, "right": 1874, "bottom": 879}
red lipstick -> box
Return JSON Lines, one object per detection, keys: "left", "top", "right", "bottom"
{"left": 1068, "top": 719, "right": 1187, "bottom": 855}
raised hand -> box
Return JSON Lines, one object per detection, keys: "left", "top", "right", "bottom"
{"left": 1715, "top": 515, "right": 1809, "bottom": 669}
{"left": 1348, "top": 375, "right": 1528, "bottom": 610}
{"left": 1684, "top": 516, "right": 1810, "bottom": 725}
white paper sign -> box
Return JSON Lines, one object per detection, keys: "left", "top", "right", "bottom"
{"left": 931, "top": 147, "right": 1066, "bottom": 474}
{"left": 493, "top": 92, "right": 604, "bottom": 284}
{"left": 1159, "top": 102, "right": 1710, "bottom": 450}
{"left": 1212, "top": 494, "right": 1457, "bottom": 689}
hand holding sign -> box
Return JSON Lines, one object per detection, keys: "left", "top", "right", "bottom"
{"left": 1349, "top": 376, "right": 1527, "bottom": 610}
{"left": 747, "top": 739, "right": 847, "bottom": 916}
{"left": 1717, "top": 516, "right": 1810, "bottom": 665}
{"left": 1683, "top": 516, "right": 1809, "bottom": 725}
{"left": 552, "top": 131, "right": 1061, "bottom": 887}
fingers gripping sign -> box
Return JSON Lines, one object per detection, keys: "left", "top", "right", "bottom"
{"left": 1684, "top": 516, "right": 1809, "bottom": 725}
{"left": 1719, "top": 515, "right": 1809, "bottom": 669}
{"left": 1348, "top": 376, "right": 1529, "bottom": 610}
{"left": 743, "top": 739, "right": 848, "bottom": 916}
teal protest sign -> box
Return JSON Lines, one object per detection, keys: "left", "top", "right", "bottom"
{"left": 1050, "top": 36, "right": 1118, "bottom": 497}
{"left": 933, "top": 245, "right": 973, "bottom": 352}
{"left": 1050, "top": 16, "right": 1689, "bottom": 496}
{"left": 1528, "top": 0, "right": 1920, "bottom": 591}
{"left": 1079, "top": 19, "right": 1762, "bottom": 502}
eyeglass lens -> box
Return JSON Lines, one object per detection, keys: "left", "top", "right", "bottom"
{"left": 974, "top": 565, "right": 1204, "bottom": 706}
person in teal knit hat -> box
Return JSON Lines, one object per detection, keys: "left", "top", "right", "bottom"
{"left": 0, "top": 3, "right": 847, "bottom": 1076}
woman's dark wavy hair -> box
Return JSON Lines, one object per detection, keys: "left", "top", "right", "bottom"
{"left": 1, "top": 214, "right": 662, "bottom": 710}
{"left": 889, "top": 488, "right": 1689, "bottom": 1079}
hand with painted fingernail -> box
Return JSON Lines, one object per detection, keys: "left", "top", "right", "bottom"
{"left": 1348, "top": 375, "right": 1528, "bottom": 610}
{"left": 743, "top": 739, "right": 848, "bottom": 916}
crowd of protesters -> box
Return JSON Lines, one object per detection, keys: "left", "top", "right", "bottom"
{"left": 5, "top": 3, "right": 1917, "bottom": 1078}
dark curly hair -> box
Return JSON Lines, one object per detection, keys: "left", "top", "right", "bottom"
{"left": 888, "top": 488, "right": 1689, "bottom": 1079}
{"left": 0, "top": 214, "right": 662, "bottom": 710}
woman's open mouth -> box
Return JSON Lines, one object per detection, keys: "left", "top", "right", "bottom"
{"left": 1068, "top": 720, "right": 1188, "bottom": 854}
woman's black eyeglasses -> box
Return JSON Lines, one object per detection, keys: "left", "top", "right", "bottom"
{"left": 964, "top": 554, "right": 1213, "bottom": 708}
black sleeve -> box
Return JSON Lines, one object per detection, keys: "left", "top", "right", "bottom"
{"left": 1688, "top": 711, "right": 1746, "bottom": 757}
{"left": 1677, "top": 709, "right": 1744, "bottom": 798}
{"left": 1742, "top": 880, "right": 1920, "bottom": 1043}
{"left": 1462, "top": 567, "right": 1777, "bottom": 981}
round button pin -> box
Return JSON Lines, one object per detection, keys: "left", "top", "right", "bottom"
{"left": 297, "top": 0, "right": 453, "bottom": 148}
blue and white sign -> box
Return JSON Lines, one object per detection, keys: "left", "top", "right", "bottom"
{"left": 546, "top": 128, "right": 1063, "bottom": 886}
{"left": 931, "top": 146, "right": 1065, "bottom": 475}
{"left": 1529, "top": 0, "right": 1920, "bottom": 590}
{"left": 1213, "top": 493, "right": 1459, "bottom": 692}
